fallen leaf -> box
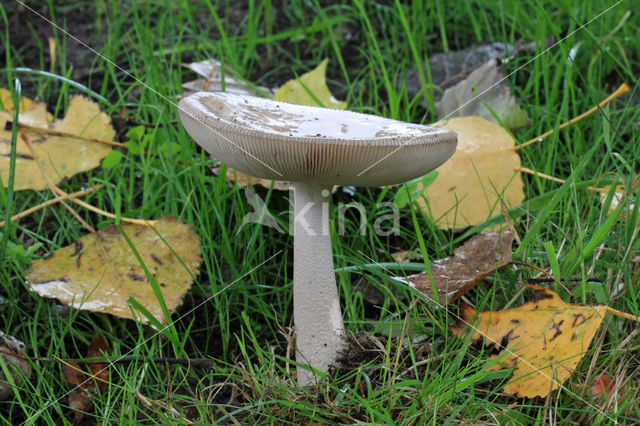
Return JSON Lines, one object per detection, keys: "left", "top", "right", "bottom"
{"left": 182, "top": 58, "right": 274, "bottom": 97}
{"left": 406, "top": 43, "right": 513, "bottom": 100}
{"left": 422, "top": 116, "right": 524, "bottom": 229}
{"left": 274, "top": 58, "right": 346, "bottom": 109}
{"left": 0, "top": 331, "right": 31, "bottom": 400}
{"left": 451, "top": 284, "right": 608, "bottom": 398}
{"left": 63, "top": 336, "right": 110, "bottom": 424}
{"left": 226, "top": 167, "right": 291, "bottom": 191}
{"left": 435, "top": 59, "right": 531, "bottom": 129}
{"left": 86, "top": 335, "right": 109, "bottom": 391}
{"left": 0, "top": 88, "right": 38, "bottom": 113}
{"left": 405, "top": 230, "right": 513, "bottom": 304}
{"left": 0, "top": 94, "right": 114, "bottom": 190}
{"left": 26, "top": 216, "right": 201, "bottom": 324}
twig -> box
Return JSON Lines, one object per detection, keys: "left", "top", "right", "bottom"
{"left": 21, "top": 133, "right": 96, "bottom": 233}
{"left": 203, "top": 63, "right": 217, "bottom": 92}
{"left": 510, "top": 260, "right": 571, "bottom": 293}
{"left": 0, "top": 184, "right": 101, "bottom": 227}
{"left": 22, "top": 133, "right": 156, "bottom": 227}
{"left": 604, "top": 306, "right": 640, "bottom": 322}
{"left": 11, "top": 120, "right": 193, "bottom": 166}
{"left": 8, "top": 121, "right": 127, "bottom": 149}
{"left": 513, "top": 83, "right": 630, "bottom": 151}
{"left": 516, "top": 167, "right": 620, "bottom": 193}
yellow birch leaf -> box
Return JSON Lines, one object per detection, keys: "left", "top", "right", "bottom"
{"left": 0, "top": 88, "right": 37, "bottom": 112}
{"left": 0, "top": 94, "right": 114, "bottom": 190}
{"left": 422, "top": 116, "right": 524, "bottom": 229}
{"left": 26, "top": 216, "right": 201, "bottom": 325}
{"left": 451, "top": 284, "right": 607, "bottom": 398}
{"left": 274, "top": 58, "right": 346, "bottom": 109}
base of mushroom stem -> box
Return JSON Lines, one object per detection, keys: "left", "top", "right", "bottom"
{"left": 295, "top": 333, "right": 347, "bottom": 386}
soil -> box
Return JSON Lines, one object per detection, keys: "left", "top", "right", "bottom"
{"left": 2, "top": 1, "right": 363, "bottom": 104}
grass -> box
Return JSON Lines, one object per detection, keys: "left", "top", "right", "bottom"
{"left": 1, "top": 0, "right": 639, "bottom": 423}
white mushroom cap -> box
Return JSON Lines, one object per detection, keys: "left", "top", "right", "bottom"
{"left": 178, "top": 92, "right": 457, "bottom": 186}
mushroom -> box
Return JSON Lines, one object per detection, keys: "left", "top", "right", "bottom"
{"left": 178, "top": 92, "right": 457, "bottom": 385}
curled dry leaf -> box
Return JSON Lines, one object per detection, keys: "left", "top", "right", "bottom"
{"left": 435, "top": 59, "right": 531, "bottom": 129}
{"left": 0, "top": 92, "right": 114, "bottom": 191}
{"left": 405, "top": 230, "right": 513, "bottom": 304}
{"left": 26, "top": 216, "right": 201, "bottom": 324}
{"left": 422, "top": 116, "right": 524, "bottom": 229}
{"left": 405, "top": 42, "right": 513, "bottom": 101}
{"left": 451, "top": 284, "right": 612, "bottom": 398}
{"left": 0, "top": 331, "right": 31, "bottom": 400}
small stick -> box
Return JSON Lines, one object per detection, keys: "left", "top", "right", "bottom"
{"left": 21, "top": 133, "right": 95, "bottom": 233}
{"left": 7, "top": 121, "right": 127, "bottom": 149}
{"left": 513, "top": 83, "right": 631, "bottom": 151}
{"left": 605, "top": 306, "right": 640, "bottom": 322}
{"left": 516, "top": 167, "right": 619, "bottom": 193}
{"left": 56, "top": 189, "right": 157, "bottom": 227}
{"left": 0, "top": 184, "right": 101, "bottom": 227}
{"left": 21, "top": 133, "right": 156, "bottom": 228}
{"left": 510, "top": 260, "right": 571, "bottom": 293}
{"left": 9, "top": 120, "right": 193, "bottom": 166}
{"left": 202, "top": 64, "right": 217, "bottom": 92}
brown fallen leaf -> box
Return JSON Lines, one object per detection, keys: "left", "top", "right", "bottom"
{"left": 26, "top": 216, "right": 201, "bottom": 324}
{"left": 423, "top": 116, "right": 524, "bottom": 229}
{"left": 406, "top": 230, "right": 513, "bottom": 304}
{"left": 0, "top": 93, "right": 114, "bottom": 191}
{"left": 63, "top": 336, "right": 110, "bottom": 424}
{"left": 450, "top": 284, "right": 639, "bottom": 398}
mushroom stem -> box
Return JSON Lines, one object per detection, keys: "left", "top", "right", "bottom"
{"left": 293, "top": 182, "right": 345, "bottom": 386}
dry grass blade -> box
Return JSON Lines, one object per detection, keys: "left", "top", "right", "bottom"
{"left": 514, "top": 83, "right": 630, "bottom": 151}
{"left": 22, "top": 131, "right": 155, "bottom": 227}
{"left": 21, "top": 133, "right": 95, "bottom": 232}
{"left": 0, "top": 184, "right": 101, "bottom": 227}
